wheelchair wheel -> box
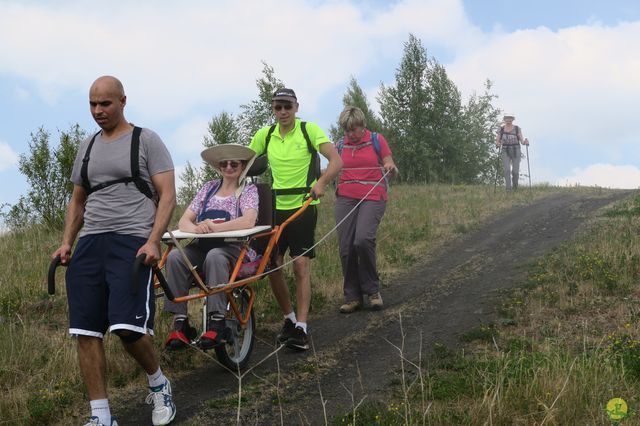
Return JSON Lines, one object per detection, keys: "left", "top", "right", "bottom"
{"left": 215, "top": 287, "right": 255, "bottom": 370}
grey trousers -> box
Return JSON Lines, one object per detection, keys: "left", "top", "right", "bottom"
{"left": 335, "top": 196, "right": 386, "bottom": 303}
{"left": 501, "top": 145, "right": 521, "bottom": 190}
{"left": 163, "top": 243, "right": 242, "bottom": 316}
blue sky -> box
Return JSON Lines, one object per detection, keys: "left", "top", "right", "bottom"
{"left": 1, "top": 0, "right": 640, "bottom": 210}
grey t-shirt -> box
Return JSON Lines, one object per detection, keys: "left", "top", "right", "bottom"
{"left": 71, "top": 127, "right": 174, "bottom": 238}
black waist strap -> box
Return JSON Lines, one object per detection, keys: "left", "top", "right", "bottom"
{"left": 272, "top": 187, "right": 311, "bottom": 196}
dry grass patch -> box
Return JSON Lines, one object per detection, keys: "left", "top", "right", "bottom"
{"left": 342, "top": 192, "right": 640, "bottom": 425}
{"left": 0, "top": 184, "right": 572, "bottom": 424}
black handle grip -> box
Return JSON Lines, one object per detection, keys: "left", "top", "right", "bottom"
{"left": 132, "top": 254, "right": 146, "bottom": 295}
{"left": 153, "top": 266, "right": 175, "bottom": 301}
{"left": 48, "top": 256, "right": 62, "bottom": 295}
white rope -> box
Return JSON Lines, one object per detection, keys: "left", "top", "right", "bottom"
{"left": 166, "top": 168, "right": 392, "bottom": 291}
{"left": 260, "top": 168, "right": 392, "bottom": 277}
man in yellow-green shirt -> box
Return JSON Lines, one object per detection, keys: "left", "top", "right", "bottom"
{"left": 249, "top": 88, "right": 342, "bottom": 350}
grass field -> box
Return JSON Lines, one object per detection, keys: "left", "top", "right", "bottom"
{"left": 0, "top": 183, "right": 608, "bottom": 425}
{"left": 334, "top": 191, "right": 640, "bottom": 425}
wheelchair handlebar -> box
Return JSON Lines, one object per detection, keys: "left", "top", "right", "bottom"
{"left": 132, "top": 254, "right": 175, "bottom": 301}
{"left": 47, "top": 255, "right": 63, "bottom": 295}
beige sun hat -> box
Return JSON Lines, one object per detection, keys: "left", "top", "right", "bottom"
{"left": 200, "top": 143, "right": 257, "bottom": 197}
{"left": 503, "top": 112, "right": 515, "bottom": 119}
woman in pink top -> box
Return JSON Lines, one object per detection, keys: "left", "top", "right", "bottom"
{"left": 335, "top": 106, "right": 398, "bottom": 314}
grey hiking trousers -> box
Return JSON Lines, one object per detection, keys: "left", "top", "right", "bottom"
{"left": 163, "top": 243, "right": 242, "bottom": 316}
{"left": 335, "top": 196, "right": 386, "bottom": 303}
{"left": 501, "top": 144, "right": 521, "bottom": 190}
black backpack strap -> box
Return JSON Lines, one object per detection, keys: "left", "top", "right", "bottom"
{"left": 80, "top": 131, "right": 101, "bottom": 193}
{"left": 130, "top": 127, "right": 154, "bottom": 200}
{"left": 264, "top": 124, "right": 277, "bottom": 154}
{"left": 272, "top": 187, "right": 311, "bottom": 196}
{"left": 300, "top": 121, "right": 320, "bottom": 187}
{"left": 79, "top": 127, "right": 154, "bottom": 201}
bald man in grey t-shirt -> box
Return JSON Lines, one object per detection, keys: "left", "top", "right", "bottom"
{"left": 52, "top": 76, "right": 177, "bottom": 426}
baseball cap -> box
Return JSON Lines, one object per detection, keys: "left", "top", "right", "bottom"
{"left": 272, "top": 88, "right": 297, "bottom": 103}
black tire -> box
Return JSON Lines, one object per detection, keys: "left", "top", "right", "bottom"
{"left": 215, "top": 288, "right": 255, "bottom": 370}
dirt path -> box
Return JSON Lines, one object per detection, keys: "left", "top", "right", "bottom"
{"left": 119, "top": 190, "right": 632, "bottom": 425}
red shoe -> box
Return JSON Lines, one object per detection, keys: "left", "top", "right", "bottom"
{"left": 200, "top": 320, "right": 231, "bottom": 350}
{"left": 165, "top": 318, "right": 196, "bottom": 350}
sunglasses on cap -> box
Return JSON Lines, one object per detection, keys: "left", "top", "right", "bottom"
{"left": 218, "top": 160, "right": 241, "bottom": 169}
{"left": 273, "top": 103, "right": 294, "bottom": 111}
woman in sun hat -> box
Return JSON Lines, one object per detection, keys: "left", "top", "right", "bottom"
{"left": 163, "top": 143, "right": 259, "bottom": 350}
{"left": 496, "top": 113, "right": 529, "bottom": 190}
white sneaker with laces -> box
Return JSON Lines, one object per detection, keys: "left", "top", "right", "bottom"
{"left": 145, "top": 379, "right": 176, "bottom": 425}
{"left": 84, "top": 416, "right": 118, "bottom": 426}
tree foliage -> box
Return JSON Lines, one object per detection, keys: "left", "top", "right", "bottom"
{"left": 2, "top": 124, "right": 84, "bottom": 229}
{"left": 329, "top": 76, "right": 383, "bottom": 142}
{"left": 377, "top": 33, "right": 500, "bottom": 184}
{"left": 178, "top": 62, "right": 284, "bottom": 204}
{"left": 236, "top": 61, "right": 284, "bottom": 143}
{"left": 177, "top": 161, "right": 204, "bottom": 206}
{"left": 378, "top": 34, "right": 433, "bottom": 183}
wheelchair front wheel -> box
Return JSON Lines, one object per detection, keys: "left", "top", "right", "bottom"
{"left": 215, "top": 287, "right": 255, "bottom": 370}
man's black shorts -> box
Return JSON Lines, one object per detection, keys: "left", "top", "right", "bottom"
{"left": 275, "top": 205, "right": 317, "bottom": 258}
{"left": 66, "top": 233, "right": 155, "bottom": 338}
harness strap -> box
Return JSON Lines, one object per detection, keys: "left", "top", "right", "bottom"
{"left": 272, "top": 187, "right": 311, "bottom": 196}
{"left": 199, "top": 180, "right": 242, "bottom": 220}
{"left": 341, "top": 179, "right": 381, "bottom": 186}
{"left": 80, "top": 127, "right": 154, "bottom": 201}
{"left": 264, "top": 121, "right": 318, "bottom": 198}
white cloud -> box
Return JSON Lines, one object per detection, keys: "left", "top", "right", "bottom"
{"left": 13, "top": 86, "right": 30, "bottom": 102}
{"left": 1, "top": 0, "right": 639, "bottom": 192}
{"left": 448, "top": 22, "right": 640, "bottom": 146}
{"left": 0, "top": 0, "right": 468, "bottom": 119}
{"left": 166, "top": 116, "right": 211, "bottom": 156}
{"left": 557, "top": 164, "right": 640, "bottom": 189}
{"left": 0, "top": 141, "right": 19, "bottom": 171}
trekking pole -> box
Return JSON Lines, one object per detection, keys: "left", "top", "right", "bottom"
{"left": 493, "top": 145, "right": 502, "bottom": 193}
{"left": 526, "top": 144, "right": 531, "bottom": 189}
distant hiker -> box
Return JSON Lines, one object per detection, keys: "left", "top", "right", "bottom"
{"left": 496, "top": 113, "right": 529, "bottom": 190}
{"left": 163, "top": 144, "right": 258, "bottom": 350}
{"left": 334, "top": 106, "right": 398, "bottom": 314}
{"left": 52, "top": 76, "right": 177, "bottom": 426}
{"left": 249, "top": 88, "right": 342, "bottom": 351}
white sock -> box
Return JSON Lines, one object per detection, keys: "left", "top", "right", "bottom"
{"left": 90, "top": 399, "right": 111, "bottom": 425}
{"left": 285, "top": 312, "right": 297, "bottom": 323}
{"left": 147, "top": 367, "right": 166, "bottom": 389}
{"left": 295, "top": 322, "right": 307, "bottom": 333}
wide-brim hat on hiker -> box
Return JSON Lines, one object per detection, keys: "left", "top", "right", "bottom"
{"left": 503, "top": 113, "right": 515, "bottom": 119}
{"left": 201, "top": 144, "right": 255, "bottom": 168}
{"left": 201, "top": 144, "right": 257, "bottom": 195}
{"left": 272, "top": 88, "right": 297, "bottom": 103}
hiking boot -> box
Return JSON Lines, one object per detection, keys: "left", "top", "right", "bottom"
{"left": 339, "top": 300, "right": 362, "bottom": 314}
{"left": 200, "top": 318, "right": 231, "bottom": 350}
{"left": 276, "top": 318, "right": 296, "bottom": 344}
{"left": 84, "top": 417, "right": 118, "bottom": 426}
{"left": 285, "top": 326, "right": 309, "bottom": 351}
{"left": 145, "top": 379, "right": 176, "bottom": 426}
{"left": 368, "top": 292, "right": 383, "bottom": 311}
{"left": 165, "top": 318, "right": 197, "bottom": 350}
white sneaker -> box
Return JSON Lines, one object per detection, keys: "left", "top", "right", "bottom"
{"left": 84, "top": 416, "right": 118, "bottom": 426}
{"left": 145, "top": 379, "right": 176, "bottom": 425}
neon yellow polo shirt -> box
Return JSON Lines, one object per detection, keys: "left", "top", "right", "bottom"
{"left": 249, "top": 118, "right": 330, "bottom": 210}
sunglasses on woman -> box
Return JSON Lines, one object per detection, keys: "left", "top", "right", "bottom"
{"left": 218, "top": 160, "right": 241, "bottom": 169}
{"left": 273, "top": 103, "right": 294, "bottom": 111}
